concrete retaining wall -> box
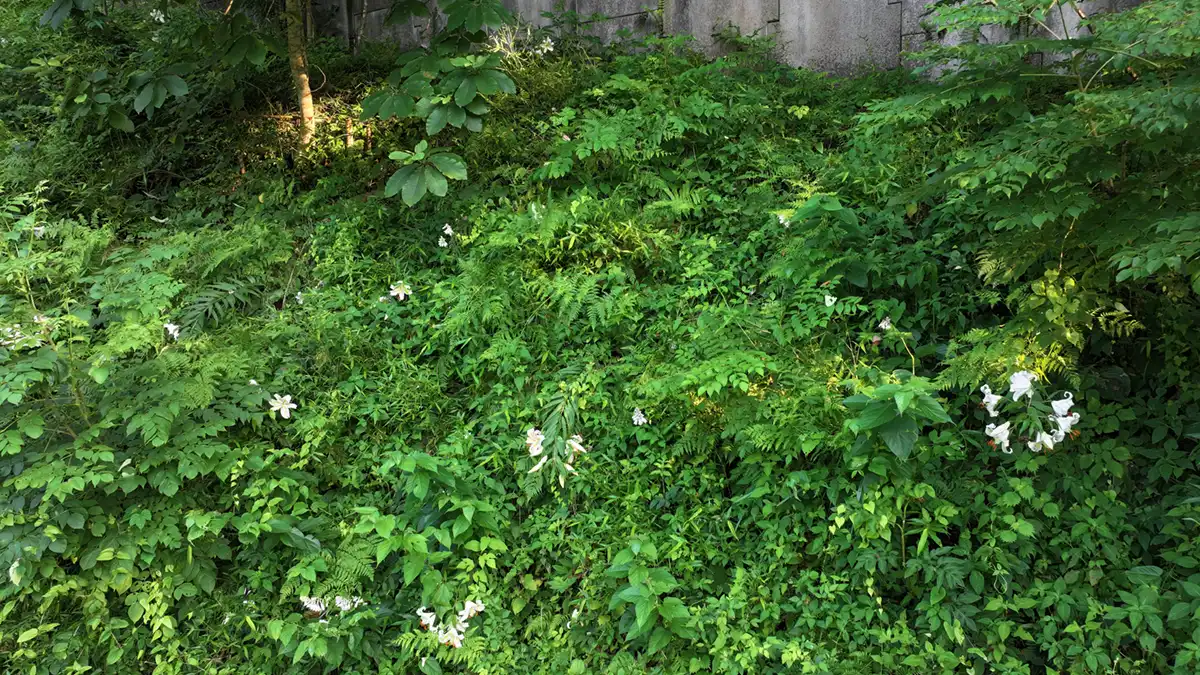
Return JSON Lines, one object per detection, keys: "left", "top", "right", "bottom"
{"left": 311, "top": 0, "right": 1141, "bottom": 74}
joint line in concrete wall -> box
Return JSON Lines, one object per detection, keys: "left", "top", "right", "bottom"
{"left": 581, "top": 9, "right": 651, "bottom": 25}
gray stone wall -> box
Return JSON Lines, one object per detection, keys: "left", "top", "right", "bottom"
{"left": 311, "top": 0, "right": 1141, "bottom": 74}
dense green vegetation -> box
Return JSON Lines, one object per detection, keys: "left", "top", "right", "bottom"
{"left": 2, "top": 0, "right": 1200, "bottom": 672}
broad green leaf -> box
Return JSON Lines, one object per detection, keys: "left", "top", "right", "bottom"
{"left": 427, "top": 105, "right": 450, "bottom": 135}
{"left": 19, "top": 414, "right": 44, "bottom": 439}
{"left": 247, "top": 40, "right": 268, "bottom": 67}
{"left": 647, "top": 626, "right": 672, "bottom": 655}
{"left": 384, "top": 165, "right": 417, "bottom": 198}
{"left": 402, "top": 167, "right": 428, "bottom": 206}
{"left": 848, "top": 401, "right": 897, "bottom": 432}
{"left": 659, "top": 597, "right": 689, "bottom": 620}
{"left": 425, "top": 166, "right": 448, "bottom": 197}
{"left": 161, "top": 75, "right": 188, "bottom": 98}
{"left": 430, "top": 154, "right": 467, "bottom": 180}
{"left": 877, "top": 416, "right": 919, "bottom": 460}
{"left": 455, "top": 77, "right": 477, "bottom": 107}
{"left": 134, "top": 83, "right": 155, "bottom": 113}
{"left": 107, "top": 108, "right": 134, "bottom": 132}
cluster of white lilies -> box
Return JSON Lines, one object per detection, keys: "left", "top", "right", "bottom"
{"left": 983, "top": 371, "right": 1081, "bottom": 454}
{"left": 416, "top": 600, "right": 485, "bottom": 649}
{"left": 299, "top": 595, "right": 367, "bottom": 623}
{"left": 525, "top": 428, "right": 589, "bottom": 486}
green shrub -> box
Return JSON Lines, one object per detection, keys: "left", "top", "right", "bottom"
{"left": 2, "top": 1, "right": 1199, "bottom": 673}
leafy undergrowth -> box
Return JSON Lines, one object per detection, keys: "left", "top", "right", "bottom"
{"left": 2, "top": 1, "right": 1200, "bottom": 674}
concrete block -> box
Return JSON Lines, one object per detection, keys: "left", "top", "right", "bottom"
{"left": 780, "top": 0, "right": 903, "bottom": 73}
{"left": 901, "top": 0, "right": 937, "bottom": 36}
{"left": 502, "top": 0, "right": 559, "bottom": 27}
{"left": 665, "top": 0, "right": 779, "bottom": 53}
{"left": 580, "top": 10, "right": 659, "bottom": 42}
{"left": 575, "top": 0, "right": 658, "bottom": 18}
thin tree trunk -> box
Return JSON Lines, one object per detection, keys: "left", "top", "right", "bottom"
{"left": 285, "top": 0, "right": 315, "bottom": 146}
{"left": 339, "top": 0, "right": 352, "bottom": 49}
{"left": 354, "top": 0, "right": 368, "bottom": 56}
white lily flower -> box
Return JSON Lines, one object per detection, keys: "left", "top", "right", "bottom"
{"left": 1051, "top": 412, "right": 1080, "bottom": 436}
{"left": 249, "top": 379, "right": 258, "bottom": 386}
{"left": 1051, "top": 392, "right": 1074, "bottom": 417}
{"left": 443, "top": 223, "right": 454, "bottom": 236}
{"left": 878, "top": 317, "right": 892, "bottom": 331}
{"left": 438, "top": 236, "right": 449, "bottom": 248}
{"left": 1028, "top": 431, "right": 1060, "bottom": 453}
{"left": 437, "top": 624, "right": 464, "bottom": 648}
{"left": 1009, "top": 370, "right": 1038, "bottom": 402}
{"left": 566, "top": 434, "right": 587, "bottom": 458}
{"left": 824, "top": 295, "right": 837, "bottom": 307}
{"left": 525, "top": 428, "right": 545, "bottom": 457}
{"left": 299, "top": 596, "right": 326, "bottom": 614}
{"left": 528, "top": 455, "right": 549, "bottom": 473}
{"left": 632, "top": 408, "right": 648, "bottom": 426}
{"left": 334, "top": 596, "right": 366, "bottom": 612}
{"left": 985, "top": 422, "right": 1012, "bottom": 453}
{"left": 269, "top": 394, "right": 297, "bottom": 419}
{"left": 294, "top": 292, "right": 303, "bottom": 305}
{"left": 459, "top": 599, "right": 485, "bottom": 620}
{"left": 416, "top": 606, "right": 438, "bottom": 630}
{"left": 150, "top": 8, "right": 166, "bottom": 23}
{"left": 163, "top": 323, "right": 181, "bottom": 340}
{"left": 389, "top": 282, "right": 412, "bottom": 301}
{"left": 980, "top": 384, "right": 1004, "bottom": 417}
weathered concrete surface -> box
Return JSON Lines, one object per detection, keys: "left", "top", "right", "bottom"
{"left": 780, "top": 0, "right": 903, "bottom": 73}
{"left": 664, "top": 0, "right": 779, "bottom": 53}
{"left": 314, "top": 0, "right": 1144, "bottom": 74}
